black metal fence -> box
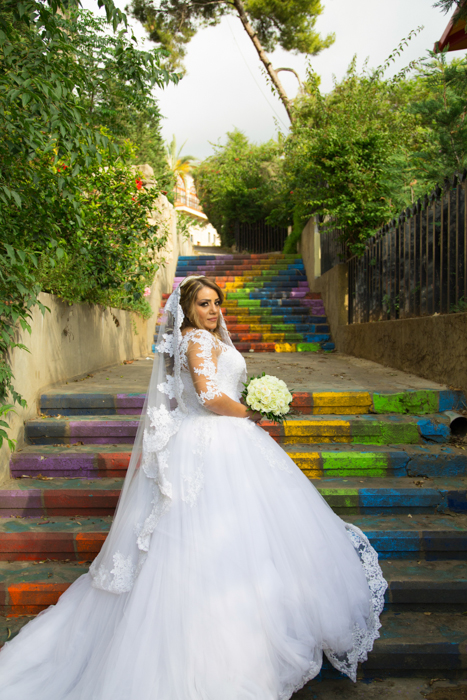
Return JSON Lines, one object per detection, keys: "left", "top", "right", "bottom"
{"left": 234, "top": 220, "right": 289, "bottom": 254}
{"left": 348, "top": 173, "right": 467, "bottom": 324}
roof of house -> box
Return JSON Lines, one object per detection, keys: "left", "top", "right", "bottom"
{"left": 436, "top": 5, "right": 467, "bottom": 52}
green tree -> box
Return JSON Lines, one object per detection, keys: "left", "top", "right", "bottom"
{"left": 281, "top": 58, "right": 425, "bottom": 254}
{"left": 0, "top": 0, "right": 178, "bottom": 442}
{"left": 129, "top": 0, "right": 334, "bottom": 120}
{"left": 166, "top": 135, "right": 196, "bottom": 188}
{"left": 407, "top": 51, "right": 467, "bottom": 189}
{"left": 65, "top": 9, "right": 176, "bottom": 190}
{"left": 194, "top": 130, "right": 284, "bottom": 246}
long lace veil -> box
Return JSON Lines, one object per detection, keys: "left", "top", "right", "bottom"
{"left": 89, "top": 276, "right": 235, "bottom": 594}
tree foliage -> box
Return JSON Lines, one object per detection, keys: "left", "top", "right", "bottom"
{"left": 194, "top": 130, "right": 284, "bottom": 246}
{"left": 0, "top": 0, "right": 178, "bottom": 441}
{"left": 130, "top": 0, "right": 334, "bottom": 69}
{"left": 129, "top": 0, "right": 333, "bottom": 119}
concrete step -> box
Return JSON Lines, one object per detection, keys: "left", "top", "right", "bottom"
{"left": 24, "top": 413, "right": 454, "bottom": 445}
{"left": 222, "top": 299, "right": 323, "bottom": 309}
{"left": 0, "top": 560, "right": 465, "bottom": 616}
{"left": 11, "top": 444, "right": 133, "bottom": 477}
{"left": 230, "top": 332, "right": 331, "bottom": 343}
{"left": 235, "top": 341, "right": 322, "bottom": 353}
{"left": 1, "top": 609, "right": 465, "bottom": 676}
{"left": 0, "top": 561, "right": 88, "bottom": 615}
{"left": 11, "top": 443, "right": 467, "bottom": 480}
{"left": 225, "top": 312, "right": 325, "bottom": 322}
{"left": 227, "top": 323, "right": 331, "bottom": 333}
{"left": 1, "top": 513, "right": 466, "bottom": 561}
{"left": 263, "top": 414, "right": 452, "bottom": 445}
{"left": 1, "top": 475, "right": 466, "bottom": 517}
{"left": 0, "top": 477, "right": 123, "bottom": 516}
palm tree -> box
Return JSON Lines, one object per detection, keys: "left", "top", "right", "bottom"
{"left": 165, "top": 136, "right": 197, "bottom": 188}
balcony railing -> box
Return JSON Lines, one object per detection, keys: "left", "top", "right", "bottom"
{"left": 174, "top": 190, "right": 203, "bottom": 212}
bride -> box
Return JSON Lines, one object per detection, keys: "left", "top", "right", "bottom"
{"left": 0, "top": 275, "right": 387, "bottom": 700}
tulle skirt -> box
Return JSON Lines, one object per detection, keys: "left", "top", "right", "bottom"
{"left": 0, "top": 415, "right": 386, "bottom": 700}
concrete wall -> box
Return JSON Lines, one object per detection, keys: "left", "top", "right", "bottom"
{"left": 337, "top": 312, "right": 467, "bottom": 394}
{"left": 0, "top": 194, "right": 193, "bottom": 483}
{"left": 299, "top": 215, "right": 467, "bottom": 394}
{"left": 298, "top": 216, "right": 321, "bottom": 286}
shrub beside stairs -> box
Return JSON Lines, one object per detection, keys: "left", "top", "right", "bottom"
{"left": 1, "top": 257, "right": 467, "bottom": 679}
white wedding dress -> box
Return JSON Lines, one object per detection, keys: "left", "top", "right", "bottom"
{"left": 0, "top": 328, "right": 387, "bottom": 700}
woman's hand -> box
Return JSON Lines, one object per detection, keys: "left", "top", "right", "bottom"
{"left": 246, "top": 409, "right": 262, "bottom": 423}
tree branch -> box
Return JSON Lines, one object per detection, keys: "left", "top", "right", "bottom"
{"left": 231, "top": 0, "right": 292, "bottom": 121}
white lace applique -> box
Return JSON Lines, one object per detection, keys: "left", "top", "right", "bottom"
{"left": 182, "top": 413, "right": 217, "bottom": 506}
{"left": 323, "top": 523, "right": 388, "bottom": 683}
{"left": 156, "top": 332, "right": 174, "bottom": 356}
{"left": 182, "top": 329, "right": 224, "bottom": 406}
{"left": 135, "top": 405, "right": 184, "bottom": 552}
{"left": 248, "top": 422, "right": 294, "bottom": 474}
{"left": 157, "top": 374, "right": 176, "bottom": 399}
{"left": 90, "top": 550, "right": 136, "bottom": 594}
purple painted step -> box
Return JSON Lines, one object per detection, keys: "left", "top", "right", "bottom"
{"left": 40, "top": 393, "right": 145, "bottom": 416}
{"left": 26, "top": 417, "right": 139, "bottom": 445}
{"left": 11, "top": 446, "right": 131, "bottom": 478}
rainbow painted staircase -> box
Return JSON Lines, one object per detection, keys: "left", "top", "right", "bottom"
{"left": 1, "top": 254, "right": 467, "bottom": 680}
{"left": 170, "top": 253, "right": 335, "bottom": 353}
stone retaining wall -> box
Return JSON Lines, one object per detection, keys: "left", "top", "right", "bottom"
{"left": 0, "top": 195, "right": 192, "bottom": 483}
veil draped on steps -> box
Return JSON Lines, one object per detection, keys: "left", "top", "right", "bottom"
{"left": 89, "top": 277, "right": 236, "bottom": 594}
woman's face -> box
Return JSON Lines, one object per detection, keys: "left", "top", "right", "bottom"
{"left": 194, "top": 286, "right": 221, "bottom": 331}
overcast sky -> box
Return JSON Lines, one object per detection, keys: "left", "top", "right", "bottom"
{"left": 82, "top": 0, "right": 456, "bottom": 159}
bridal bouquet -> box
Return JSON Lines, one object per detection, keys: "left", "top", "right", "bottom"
{"left": 242, "top": 373, "right": 293, "bottom": 424}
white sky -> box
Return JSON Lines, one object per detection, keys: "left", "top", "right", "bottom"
{"left": 81, "top": 0, "right": 456, "bottom": 159}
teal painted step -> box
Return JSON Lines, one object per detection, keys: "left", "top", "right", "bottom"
{"left": 382, "top": 560, "right": 467, "bottom": 611}
{"left": 1, "top": 513, "right": 467, "bottom": 561}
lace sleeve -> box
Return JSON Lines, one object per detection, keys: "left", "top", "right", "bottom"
{"left": 185, "top": 330, "right": 223, "bottom": 407}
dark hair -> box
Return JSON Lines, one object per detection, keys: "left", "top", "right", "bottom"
{"left": 179, "top": 277, "right": 224, "bottom": 337}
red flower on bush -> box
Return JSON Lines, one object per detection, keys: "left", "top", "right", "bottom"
{"left": 135, "top": 178, "right": 143, "bottom": 190}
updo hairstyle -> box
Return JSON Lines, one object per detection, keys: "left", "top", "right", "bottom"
{"left": 179, "top": 276, "right": 224, "bottom": 337}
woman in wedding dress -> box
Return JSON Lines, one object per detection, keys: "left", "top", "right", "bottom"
{"left": 0, "top": 275, "right": 387, "bottom": 700}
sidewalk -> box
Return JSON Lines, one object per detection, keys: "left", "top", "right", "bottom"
{"left": 47, "top": 351, "right": 449, "bottom": 398}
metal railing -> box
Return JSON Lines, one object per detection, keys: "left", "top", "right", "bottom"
{"left": 174, "top": 190, "right": 203, "bottom": 212}
{"left": 234, "top": 220, "right": 289, "bottom": 254}
{"left": 348, "top": 172, "right": 467, "bottom": 324}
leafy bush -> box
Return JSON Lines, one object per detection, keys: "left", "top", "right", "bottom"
{"left": 194, "top": 130, "right": 285, "bottom": 246}
{"left": 0, "top": 0, "right": 178, "bottom": 443}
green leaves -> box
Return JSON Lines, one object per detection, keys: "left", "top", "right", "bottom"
{"left": 195, "top": 130, "right": 285, "bottom": 246}
{"left": 0, "top": 1, "right": 177, "bottom": 443}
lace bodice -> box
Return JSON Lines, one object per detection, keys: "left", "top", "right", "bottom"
{"left": 178, "top": 329, "right": 247, "bottom": 414}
